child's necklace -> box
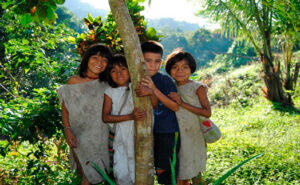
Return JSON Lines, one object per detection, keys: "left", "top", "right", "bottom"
{"left": 86, "top": 75, "right": 99, "bottom": 80}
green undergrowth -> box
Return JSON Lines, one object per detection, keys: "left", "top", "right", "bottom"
{"left": 203, "top": 96, "right": 300, "bottom": 184}
{"left": 198, "top": 59, "right": 300, "bottom": 184}
{"left": 197, "top": 61, "right": 264, "bottom": 107}
{"left": 0, "top": 139, "right": 81, "bottom": 184}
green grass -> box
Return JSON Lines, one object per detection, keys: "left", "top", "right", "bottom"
{"left": 198, "top": 57, "right": 300, "bottom": 184}
{"left": 203, "top": 96, "right": 300, "bottom": 184}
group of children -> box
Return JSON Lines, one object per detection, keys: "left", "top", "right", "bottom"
{"left": 102, "top": 40, "right": 211, "bottom": 185}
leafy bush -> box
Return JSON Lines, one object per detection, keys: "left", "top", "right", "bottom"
{"left": 0, "top": 139, "right": 80, "bottom": 184}
{"left": 0, "top": 2, "right": 79, "bottom": 100}
{"left": 0, "top": 2, "right": 79, "bottom": 183}
{"left": 198, "top": 62, "right": 263, "bottom": 107}
{"left": 0, "top": 87, "right": 62, "bottom": 144}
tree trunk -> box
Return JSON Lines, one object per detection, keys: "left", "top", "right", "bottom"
{"left": 282, "top": 39, "right": 299, "bottom": 92}
{"left": 260, "top": 30, "right": 292, "bottom": 106}
{"left": 108, "top": 0, "right": 154, "bottom": 184}
{"left": 261, "top": 53, "right": 292, "bottom": 105}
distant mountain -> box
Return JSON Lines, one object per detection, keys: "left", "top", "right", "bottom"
{"left": 146, "top": 18, "right": 200, "bottom": 32}
{"left": 63, "top": 0, "right": 108, "bottom": 19}
{"left": 63, "top": 0, "right": 199, "bottom": 32}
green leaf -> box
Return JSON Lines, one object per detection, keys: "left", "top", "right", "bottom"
{"left": 47, "top": 8, "right": 57, "bottom": 21}
{"left": 21, "top": 13, "right": 33, "bottom": 25}
{"left": 37, "top": 5, "right": 48, "bottom": 20}
{"left": 93, "top": 16, "right": 102, "bottom": 26}
{"left": 213, "top": 153, "right": 264, "bottom": 185}
{"left": 22, "top": 39, "right": 29, "bottom": 45}
{"left": 146, "top": 27, "right": 157, "bottom": 38}
{"left": 25, "top": 68, "right": 30, "bottom": 74}
{"left": 54, "top": 0, "right": 65, "bottom": 5}
{"left": 170, "top": 132, "right": 179, "bottom": 185}
{"left": 68, "top": 36, "right": 76, "bottom": 44}
{"left": 89, "top": 161, "right": 115, "bottom": 185}
{"left": 88, "top": 13, "right": 94, "bottom": 23}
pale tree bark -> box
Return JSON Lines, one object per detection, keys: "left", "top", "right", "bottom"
{"left": 108, "top": 0, "right": 154, "bottom": 184}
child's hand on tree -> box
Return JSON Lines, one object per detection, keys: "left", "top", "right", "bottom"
{"left": 132, "top": 108, "right": 146, "bottom": 121}
{"left": 140, "top": 76, "right": 156, "bottom": 90}
{"left": 168, "top": 92, "right": 183, "bottom": 105}
{"left": 135, "top": 82, "right": 153, "bottom": 96}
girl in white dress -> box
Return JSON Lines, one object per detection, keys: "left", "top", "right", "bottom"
{"left": 165, "top": 49, "right": 211, "bottom": 185}
{"left": 102, "top": 54, "right": 146, "bottom": 185}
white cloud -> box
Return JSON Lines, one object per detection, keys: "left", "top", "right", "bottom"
{"left": 80, "top": 0, "right": 218, "bottom": 29}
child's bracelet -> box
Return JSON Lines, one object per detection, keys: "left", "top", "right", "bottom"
{"left": 64, "top": 126, "right": 71, "bottom": 130}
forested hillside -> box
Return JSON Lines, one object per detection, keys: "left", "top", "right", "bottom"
{"left": 63, "top": 0, "right": 108, "bottom": 18}
{"left": 147, "top": 17, "right": 199, "bottom": 32}
{"left": 62, "top": 0, "right": 256, "bottom": 69}
{"left": 0, "top": 0, "right": 299, "bottom": 184}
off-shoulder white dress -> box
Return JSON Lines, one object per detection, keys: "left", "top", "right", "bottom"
{"left": 176, "top": 81, "right": 207, "bottom": 180}
{"left": 57, "top": 80, "right": 109, "bottom": 184}
{"left": 104, "top": 85, "right": 135, "bottom": 185}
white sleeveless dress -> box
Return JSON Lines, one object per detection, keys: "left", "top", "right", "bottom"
{"left": 104, "top": 85, "right": 135, "bottom": 185}
{"left": 176, "top": 81, "right": 207, "bottom": 180}
{"left": 57, "top": 80, "right": 110, "bottom": 184}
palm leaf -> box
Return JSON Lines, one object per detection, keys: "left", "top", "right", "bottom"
{"left": 213, "top": 153, "right": 264, "bottom": 185}
{"left": 89, "top": 161, "right": 116, "bottom": 185}
{"left": 170, "top": 132, "right": 179, "bottom": 185}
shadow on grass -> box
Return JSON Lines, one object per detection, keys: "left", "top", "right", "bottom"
{"left": 271, "top": 102, "right": 300, "bottom": 115}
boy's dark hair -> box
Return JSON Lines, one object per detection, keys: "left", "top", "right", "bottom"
{"left": 79, "top": 44, "right": 113, "bottom": 81}
{"left": 107, "top": 54, "right": 129, "bottom": 88}
{"left": 165, "top": 48, "right": 197, "bottom": 74}
{"left": 141, "top": 40, "right": 164, "bottom": 56}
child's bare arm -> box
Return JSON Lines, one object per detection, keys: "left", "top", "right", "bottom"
{"left": 62, "top": 101, "right": 77, "bottom": 148}
{"left": 169, "top": 86, "right": 211, "bottom": 117}
{"left": 102, "top": 94, "right": 135, "bottom": 123}
{"left": 141, "top": 76, "right": 179, "bottom": 112}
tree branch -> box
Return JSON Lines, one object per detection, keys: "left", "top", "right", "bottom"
{"left": 0, "top": 83, "right": 16, "bottom": 99}
{"left": 0, "top": 63, "right": 17, "bottom": 82}
{"left": 252, "top": 0, "right": 272, "bottom": 60}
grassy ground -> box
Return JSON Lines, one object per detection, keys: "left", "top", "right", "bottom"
{"left": 204, "top": 96, "right": 299, "bottom": 184}
{"left": 197, "top": 59, "right": 300, "bottom": 184}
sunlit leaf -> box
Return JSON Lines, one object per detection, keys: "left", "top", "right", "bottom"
{"left": 146, "top": 27, "right": 157, "bottom": 38}
{"left": 21, "top": 13, "right": 33, "bottom": 25}
{"left": 46, "top": 8, "right": 57, "bottom": 21}
{"left": 87, "top": 13, "right": 94, "bottom": 23}
{"left": 68, "top": 36, "right": 76, "bottom": 43}
{"left": 54, "top": 0, "right": 65, "bottom": 5}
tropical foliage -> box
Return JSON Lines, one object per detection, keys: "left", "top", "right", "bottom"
{"left": 0, "top": 0, "right": 299, "bottom": 184}
{"left": 198, "top": 0, "right": 300, "bottom": 105}
{"left": 0, "top": 0, "right": 159, "bottom": 183}
{"left": 72, "top": 0, "right": 160, "bottom": 57}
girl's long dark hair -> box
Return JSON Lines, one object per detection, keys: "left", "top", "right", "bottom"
{"left": 78, "top": 44, "right": 113, "bottom": 81}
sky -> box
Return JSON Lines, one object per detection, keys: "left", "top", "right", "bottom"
{"left": 81, "top": 0, "right": 218, "bottom": 29}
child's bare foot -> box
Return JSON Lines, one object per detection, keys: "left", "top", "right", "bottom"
{"left": 81, "top": 174, "right": 90, "bottom": 185}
